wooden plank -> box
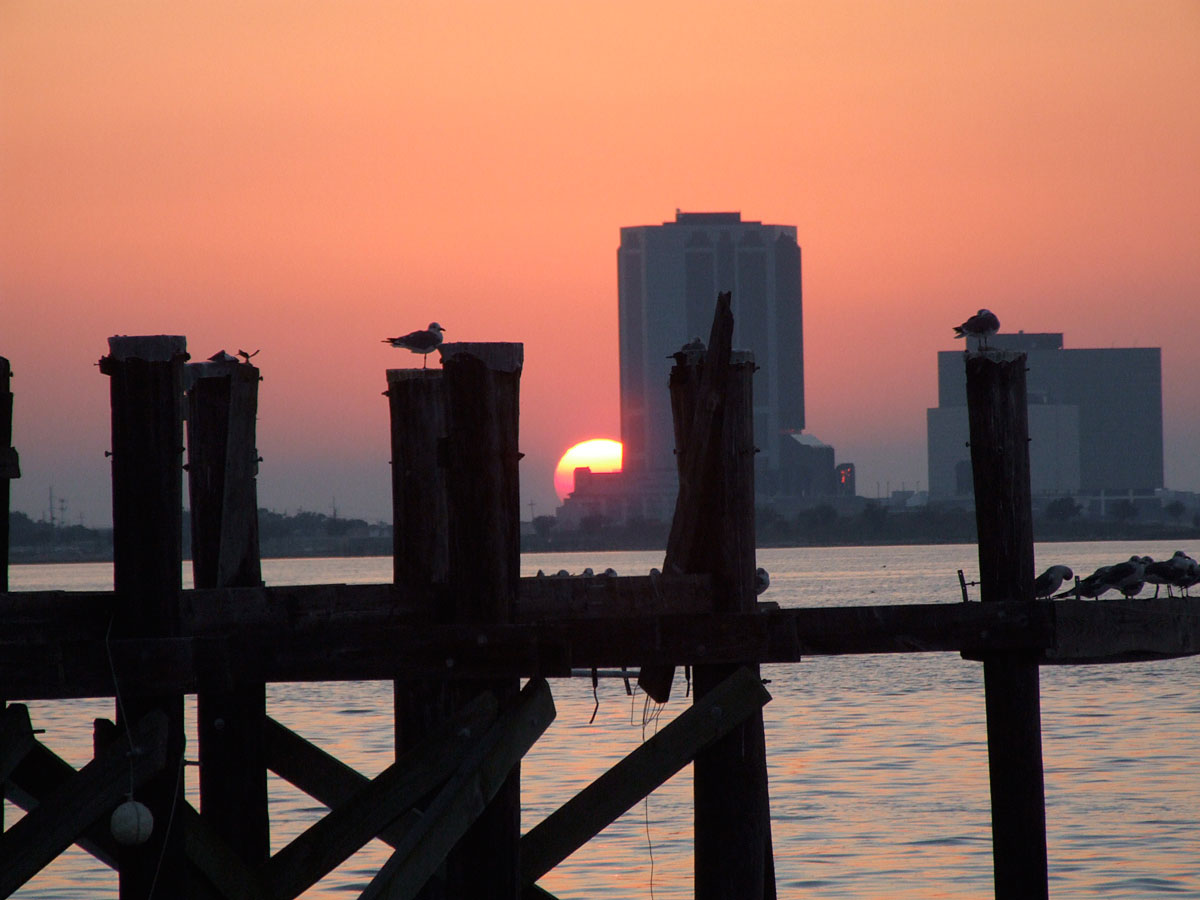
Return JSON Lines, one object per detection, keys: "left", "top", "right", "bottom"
{"left": 520, "top": 666, "right": 771, "bottom": 886}
{"left": 263, "top": 695, "right": 497, "bottom": 851}
{"left": 640, "top": 291, "right": 735, "bottom": 703}
{"left": 262, "top": 691, "right": 499, "bottom": 900}
{"left": 0, "top": 703, "right": 35, "bottom": 786}
{"left": 965, "top": 349, "right": 1048, "bottom": 900}
{"left": 357, "top": 678, "right": 556, "bottom": 900}
{"left": 0, "top": 600, "right": 1062, "bottom": 699}
{"left": 0, "top": 710, "right": 167, "bottom": 897}
{"left": 517, "top": 573, "right": 714, "bottom": 620}
{"left": 13, "top": 595, "right": 1200, "bottom": 700}
{"left": 1043, "top": 597, "right": 1200, "bottom": 663}
{"left": 4, "top": 737, "right": 119, "bottom": 867}
{"left": 188, "top": 358, "right": 270, "bottom": 865}
{"left": 180, "top": 802, "right": 270, "bottom": 900}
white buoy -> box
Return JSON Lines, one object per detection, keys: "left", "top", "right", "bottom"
{"left": 110, "top": 799, "right": 154, "bottom": 846}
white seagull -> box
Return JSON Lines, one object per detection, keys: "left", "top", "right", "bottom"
{"left": 1034, "top": 565, "right": 1073, "bottom": 599}
{"left": 953, "top": 309, "right": 1000, "bottom": 349}
{"left": 383, "top": 323, "right": 445, "bottom": 368}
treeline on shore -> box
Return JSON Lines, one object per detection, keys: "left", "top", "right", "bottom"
{"left": 10, "top": 499, "right": 1200, "bottom": 564}
{"left": 7, "top": 508, "right": 392, "bottom": 563}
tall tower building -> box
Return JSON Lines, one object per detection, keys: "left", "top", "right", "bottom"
{"left": 617, "top": 211, "right": 804, "bottom": 504}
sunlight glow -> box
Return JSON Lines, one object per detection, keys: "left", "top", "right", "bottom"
{"left": 553, "top": 439, "right": 623, "bottom": 502}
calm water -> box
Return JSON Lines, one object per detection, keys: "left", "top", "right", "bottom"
{"left": 6, "top": 542, "right": 1200, "bottom": 898}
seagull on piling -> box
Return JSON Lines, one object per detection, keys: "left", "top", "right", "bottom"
{"left": 1056, "top": 565, "right": 1113, "bottom": 599}
{"left": 1103, "top": 556, "right": 1147, "bottom": 600}
{"left": 1144, "top": 551, "right": 1197, "bottom": 598}
{"left": 953, "top": 309, "right": 1000, "bottom": 349}
{"left": 1034, "top": 565, "right": 1073, "bottom": 599}
{"left": 383, "top": 323, "right": 445, "bottom": 368}
{"left": 1179, "top": 558, "right": 1200, "bottom": 597}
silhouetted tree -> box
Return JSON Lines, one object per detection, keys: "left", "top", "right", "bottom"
{"left": 1110, "top": 499, "right": 1138, "bottom": 522}
{"left": 1044, "top": 497, "right": 1081, "bottom": 522}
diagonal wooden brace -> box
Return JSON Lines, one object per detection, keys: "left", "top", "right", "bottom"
{"left": 0, "top": 709, "right": 168, "bottom": 897}
{"left": 520, "top": 666, "right": 771, "bottom": 886}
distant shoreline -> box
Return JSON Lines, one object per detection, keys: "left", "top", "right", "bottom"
{"left": 9, "top": 524, "right": 1199, "bottom": 566}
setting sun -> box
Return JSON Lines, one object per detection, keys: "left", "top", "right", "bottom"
{"left": 553, "top": 438, "right": 622, "bottom": 501}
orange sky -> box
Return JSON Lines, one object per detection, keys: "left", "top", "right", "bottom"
{"left": 3, "top": 1, "right": 1198, "bottom": 526}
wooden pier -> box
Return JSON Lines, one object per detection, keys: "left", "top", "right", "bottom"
{"left": 3, "top": 297, "right": 1199, "bottom": 899}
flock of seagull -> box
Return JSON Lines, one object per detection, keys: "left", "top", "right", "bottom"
{"left": 1035, "top": 551, "right": 1200, "bottom": 600}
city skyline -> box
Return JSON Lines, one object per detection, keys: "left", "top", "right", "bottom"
{"left": 3, "top": 2, "right": 1198, "bottom": 526}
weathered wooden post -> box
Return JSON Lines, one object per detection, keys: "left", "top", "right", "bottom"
{"left": 441, "top": 342, "right": 523, "bottom": 897}
{"left": 656, "top": 294, "right": 775, "bottom": 899}
{"left": 964, "top": 349, "right": 1048, "bottom": 899}
{"left": 1, "top": 356, "right": 15, "bottom": 833}
{"left": 386, "top": 366, "right": 453, "bottom": 899}
{"left": 1, "top": 357, "right": 15, "bottom": 592}
{"left": 100, "top": 335, "right": 188, "bottom": 899}
{"left": 186, "top": 353, "right": 269, "bottom": 863}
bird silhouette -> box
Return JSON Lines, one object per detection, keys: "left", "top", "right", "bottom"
{"left": 383, "top": 323, "right": 445, "bottom": 368}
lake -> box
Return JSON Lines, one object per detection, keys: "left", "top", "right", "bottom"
{"left": 5, "top": 541, "right": 1200, "bottom": 898}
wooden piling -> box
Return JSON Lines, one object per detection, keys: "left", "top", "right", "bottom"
{"left": 964, "top": 349, "right": 1048, "bottom": 900}
{"left": 1, "top": 357, "right": 14, "bottom": 593}
{"left": 440, "top": 342, "right": 523, "bottom": 898}
{"left": 387, "top": 366, "right": 454, "bottom": 899}
{"left": 186, "top": 355, "right": 269, "bottom": 864}
{"left": 99, "top": 335, "right": 189, "bottom": 899}
{"left": 1, "top": 356, "right": 13, "bottom": 833}
{"left": 656, "top": 294, "right": 774, "bottom": 900}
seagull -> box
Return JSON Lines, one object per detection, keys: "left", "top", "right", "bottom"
{"left": 383, "top": 323, "right": 445, "bottom": 368}
{"left": 1105, "top": 556, "right": 1147, "bottom": 600}
{"left": 1143, "top": 551, "right": 1195, "bottom": 598}
{"left": 1179, "top": 558, "right": 1200, "bottom": 597}
{"left": 1056, "top": 565, "right": 1113, "bottom": 599}
{"left": 755, "top": 567, "right": 770, "bottom": 595}
{"left": 1034, "top": 565, "right": 1073, "bottom": 599}
{"left": 237, "top": 348, "right": 260, "bottom": 363}
{"left": 953, "top": 309, "right": 1000, "bottom": 349}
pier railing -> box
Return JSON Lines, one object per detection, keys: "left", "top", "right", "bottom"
{"left": 3, "top": 297, "right": 1199, "bottom": 899}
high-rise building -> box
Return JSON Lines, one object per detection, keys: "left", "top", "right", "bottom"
{"left": 927, "top": 332, "right": 1163, "bottom": 506}
{"left": 617, "top": 211, "right": 806, "bottom": 505}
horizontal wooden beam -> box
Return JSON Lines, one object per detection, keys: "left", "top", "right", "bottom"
{"left": 4, "top": 591, "right": 1199, "bottom": 701}
{"left": 1, "top": 600, "right": 1052, "bottom": 700}
{"left": 1039, "top": 596, "right": 1200, "bottom": 664}
{"left": 1, "top": 574, "right": 714, "bottom": 640}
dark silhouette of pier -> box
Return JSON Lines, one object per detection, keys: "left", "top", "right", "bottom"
{"left": 2, "top": 296, "right": 1199, "bottom": 898}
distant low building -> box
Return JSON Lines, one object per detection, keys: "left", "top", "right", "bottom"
{"left": 555, "top": 467, "right": 675, "bottom": 530}
{"left": 927, "top": 332, "right": 1163, "bottom": 508}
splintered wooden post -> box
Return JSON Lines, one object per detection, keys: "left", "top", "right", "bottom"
{"left": 440, "top": 341, "right": 523, "bottom": 898}
{"left": 1, "top": 357, "right": 15, "bottom": 593}
{"left": 100, "top": 335, "right": 188, "bottom": 899}
{"left": 964, "top": 349, "right": 1048, "bottom": 900}
{"left": 0, "top": 356, "right": 13, "bottom": 833}
{"left": 186, "top": 354, "right": 269, "bottom": 864}
{"left": 660, "top": 293, "right": 774, "bottom": 900}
